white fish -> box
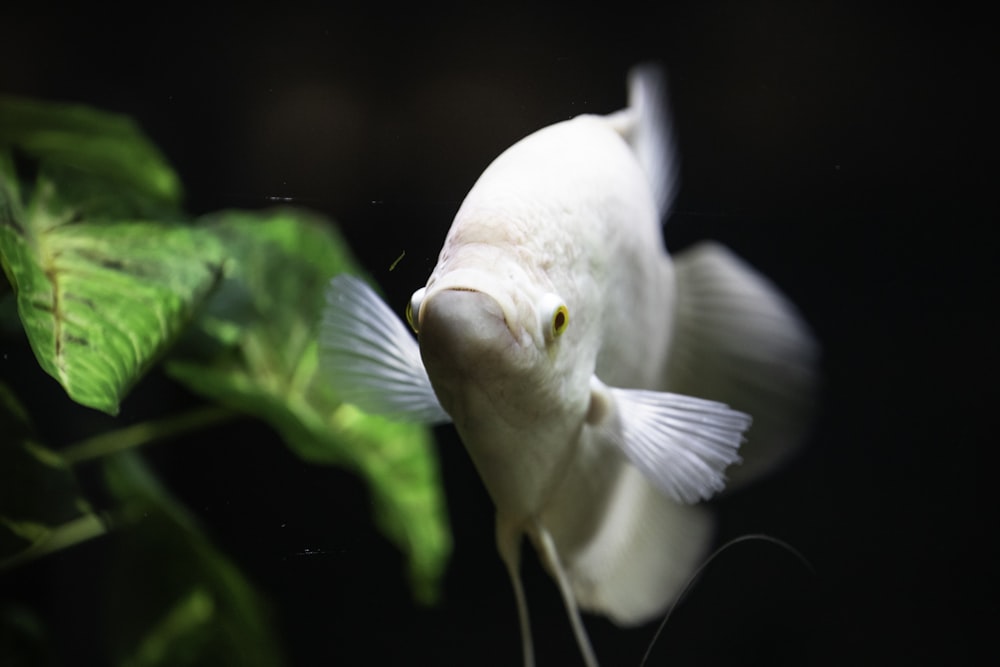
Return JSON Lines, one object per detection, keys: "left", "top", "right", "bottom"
{"left": 320, "top": 65, "right": 817, "bottom": 666}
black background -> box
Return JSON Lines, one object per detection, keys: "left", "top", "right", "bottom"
{"left": 1, "top": 2, "right": 994, "bottom": 665}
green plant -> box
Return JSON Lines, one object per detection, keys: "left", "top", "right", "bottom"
{"left": 0, "top": 97, "right": 450, "bottom": 665}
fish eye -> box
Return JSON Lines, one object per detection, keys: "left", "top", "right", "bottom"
{"left": 553, "top": 306, "right": 569, "bottom": 334}
{"left": 405, "top": 287, "right": 426, "bottom": 333}
{"left": 539, "top": 293, "right": 569, "bottom": 341}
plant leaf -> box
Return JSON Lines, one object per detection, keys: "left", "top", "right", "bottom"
{"left": 0, "top": 382, "right": 105, "bottom": 569}
{"left": 0, "top": 602, "right": 56, "bottom": 667}
{"left": 165, "top": 209, "right": 451, "bottom": 603}
{"left": 0, "top": 95, "right": 182, "bottom": 214}
{"left": 0, "top": 99, "right": 225, "bottom": 414}
{"left": 103, "top": 452, "right": 285, "bottom": 667}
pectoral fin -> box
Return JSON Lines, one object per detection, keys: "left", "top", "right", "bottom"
{"left": 528, "top": 379, "right": 741, "bottom": 627}
{"left": 320, "top": 274, "right": 450, "bottom": 423}
{"left": 589, "top": 377, "right": 750, "bottom": 504}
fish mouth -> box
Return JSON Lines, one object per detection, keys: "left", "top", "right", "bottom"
{"left": 418, "top": 288, "right": 520, "bottom": 376}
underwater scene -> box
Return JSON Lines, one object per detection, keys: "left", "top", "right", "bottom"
{"left": 1, "top": 4, "right": 991, "bottom": 666}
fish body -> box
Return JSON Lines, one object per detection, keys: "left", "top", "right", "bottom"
{"left": 418, "top": 112, "right": 671, "bottom": 518}
{"left": 321, "top": 66, "right": 817, "bottom": 666}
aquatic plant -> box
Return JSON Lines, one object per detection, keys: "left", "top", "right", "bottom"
{"left": 0, "top": 97, "right": 450, "bottom": 665}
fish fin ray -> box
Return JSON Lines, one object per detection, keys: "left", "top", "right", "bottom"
{"left": 592, "top": 378, "right": 750, "bottom": 504}
{"left": 320, "top": 274, "right": 450, "bottom": 423}
{"left": 668, "top": 242, "right": 819, "bottom": 487}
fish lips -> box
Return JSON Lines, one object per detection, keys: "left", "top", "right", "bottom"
{"left": 418, "top": 288, "right": 531, "bottom": 417}
{"left": 418, "top": 288, "right": 522, "bottom": 373}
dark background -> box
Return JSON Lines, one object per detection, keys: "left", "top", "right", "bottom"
{"left": 1, "top": 2, "right": 993, "bottom": 665}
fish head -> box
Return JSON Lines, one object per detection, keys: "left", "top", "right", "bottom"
{"left": 409, "top": 264, "right": 591, "bottom": 445}
{"left": 410, "top": 265, "right": 594, "bottom": 514}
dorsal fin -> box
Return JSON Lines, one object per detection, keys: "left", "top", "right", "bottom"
{"left": 608, "top": 63, "right": 679, "bottom": 221}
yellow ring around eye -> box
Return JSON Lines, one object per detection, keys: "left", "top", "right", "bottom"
{"left": 551, "top": 305, "right": 569, "bottom": 337}
{"left": 405, "top": 301, "right": 417, "bottom": 333}
{"left": 539, "top": 293, "right": 569, "bottom": 342}
{"left": 406, "top": 287, "right": 426, "bottom": 334}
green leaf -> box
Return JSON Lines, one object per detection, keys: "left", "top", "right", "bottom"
{"left": 1, "top": 602, "right": 56, "bottom": 667}
{"left": 165, "top": 209, "right": 451, "bottom": 603}
{"left": 0, "top": 95, "right": 182, "bottom": 214}
{"left": 0, "top": 100, "right": 224, "bottom": 414}
{"left": 103, "top": 453, "right": 285, "bottom": 667}
{"left": 0, "top": 382, "right": 105, "bottom": 569}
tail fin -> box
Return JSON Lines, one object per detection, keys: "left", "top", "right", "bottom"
{"left": 608, "top": 63, "right": 679, "bottom": 220}
{"left": 667, "top": 242, "right": 820, "bottom": 487}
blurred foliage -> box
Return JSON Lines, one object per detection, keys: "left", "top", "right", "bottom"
{"left": 0, "top": 97, "right": 181, "bottom": 215}
{"left": 0, "top": 602, "right": 56, "bottom": 667}
{"left": 103, "top": 453, "right": 285, "bottom": 667}
{"left": 166, "top": 210, "right": 450, "bottom": 603}
{"left": 0, "top": 96, "right": 451, "bottom": 664}
{"left": 0, "top": 382, "right": 104, "bottom": 570}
